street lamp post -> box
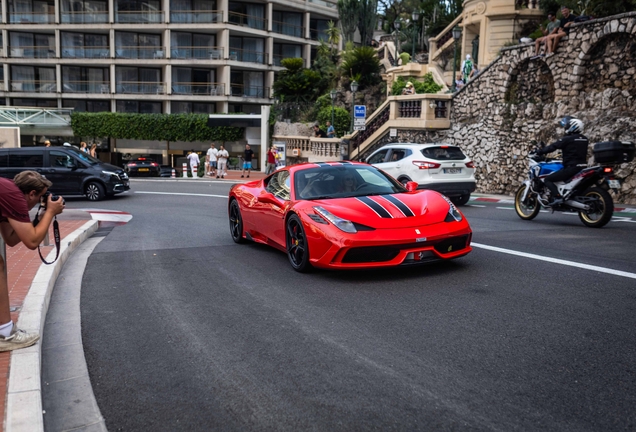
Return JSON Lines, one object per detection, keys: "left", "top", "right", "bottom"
{"left": 411, "top": 11, "right": 420, "bottom": 62}
{"left": 393, "top": 20, "right": 401, "bottom": 66}
{"left": 330, "top": 89, "right": 337, "bottom": 131}
{"left": 451, "top": 25, "right": 462, "bottom": 92}
{"left": 350, "top": 80, "right": 358, "bottom": 134}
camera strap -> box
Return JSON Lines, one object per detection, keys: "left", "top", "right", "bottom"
{"left": 33, "top": 208, "right": 61, "bottom": 265}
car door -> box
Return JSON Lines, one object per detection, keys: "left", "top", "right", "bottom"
{"left": 43, "top": 150, "right": 84, "bottom": 195}
{"left": 381, "top": 148, "right": 410, "bottom": 180}
{"left": 257, "top": 170, "right": 291, "bottom": 247}
{"left": 366, "top": 148, "right": 390, "bottom": 172}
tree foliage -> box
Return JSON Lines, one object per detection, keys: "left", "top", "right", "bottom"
{"left": 70, "top": 113, "right": 244, "bottom": 142}
{"left": 358, "top": 0, "right": 379, "bottom": 46}
{"left": 540, "top": 0, "right": 636, "bottom": 17}
{"left": 273, "top": 58, "right": 325, "bottom": 102}
{"left": 317, "top": 106, "right": 351, "bottom": 137}
{"left": 390, "top": 73, "right": 442, "bottom": 95}
{"left": 338, "top": 0, "right": 359, "bottom": 42}
{"left": 341, "top": 46, "right": 381, "bottom": 88}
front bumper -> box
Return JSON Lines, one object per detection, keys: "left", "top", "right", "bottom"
{"left": 417, "top": 181, "right": 476, "bottom": 197}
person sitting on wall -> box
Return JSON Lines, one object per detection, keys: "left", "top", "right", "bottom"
{"left": 546, "top": 5, "right": 577, "bottom": 57}
{"left": 533, "top": 13, "right": 560, "bottom": 58}
{"left": 401, "top": 82, "right": 415, "bottom": 95}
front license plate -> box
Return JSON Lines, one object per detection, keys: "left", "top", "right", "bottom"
{"left": 138, "top": 168, "right": 150, "bottom": 172}
{"left": 608, "top": 179, "right": 620, "bottom": 189}
{"left": 443, "top": 168, "right": 462, "bottom": 174}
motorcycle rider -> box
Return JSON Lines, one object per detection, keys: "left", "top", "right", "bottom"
{"left": 534, "top": 116, "right": 588, "bottom": 205}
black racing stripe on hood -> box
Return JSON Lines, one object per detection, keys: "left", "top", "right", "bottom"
{"left": 356, "top": 196, "right": 392, "bottom": 218}
{"left": 381, "top": 195, "right": 415, "bottom": 217}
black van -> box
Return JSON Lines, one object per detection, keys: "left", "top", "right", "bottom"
{"left": 0, "top": 146, "right": 130, "bottom": 201}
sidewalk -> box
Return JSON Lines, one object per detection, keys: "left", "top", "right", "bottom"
{"left": 1, "top": 216, "right": 97, "bottom": 431}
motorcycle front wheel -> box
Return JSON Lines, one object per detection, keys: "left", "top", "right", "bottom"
{"left": 515, "top": 185, "right": 541, "bottom": 220}
{"left": 578, "top": 186, "right": 614, "bottom": 228}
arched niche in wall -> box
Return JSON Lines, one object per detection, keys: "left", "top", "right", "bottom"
{"left": 582, "top": 32, "right": 636, "bottom": 96}
{"left": 504, "top": 58, "right": 555, "bottom": 105}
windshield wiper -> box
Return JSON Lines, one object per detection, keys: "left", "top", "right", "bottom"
{"left": 306, "top": 195, "right": 335, "bottom": 200}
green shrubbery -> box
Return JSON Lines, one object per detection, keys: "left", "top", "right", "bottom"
{"left": 317, "top": 106, "right": 350, "bottom": 137}
{"left": 390, "top": 74, "right": 443, "bottom": 96}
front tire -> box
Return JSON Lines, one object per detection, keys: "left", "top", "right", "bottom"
{"left": 85, "top": 182, "right": 105, "bottom": 201}
{"left": 286, "top": 215, "right": 312, "bottom": 272}
{"left": 578, "top": 187, "right": 614, "bottom": 228}
{"left": 514, "top": 185, "right": 541, "bottom": 220}
{"left": 229, "top": 199, "right": 246, "bottom": 243}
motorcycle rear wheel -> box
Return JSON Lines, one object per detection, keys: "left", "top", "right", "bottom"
{"left": 515, "top": 185, "right": 541, "bottom": 220}
{"left": 578, "top": 186, "right": 614, "bottom": 228}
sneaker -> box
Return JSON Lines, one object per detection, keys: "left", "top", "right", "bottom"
{"left": 0, "top": 327, "right": 40, "bottom": 352}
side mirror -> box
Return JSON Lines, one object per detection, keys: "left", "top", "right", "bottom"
{"left": 405, "top": 181, "right": 418, "bottom": 192}
{"left": 257, "top": 192, "right": 279, "bottom": 205}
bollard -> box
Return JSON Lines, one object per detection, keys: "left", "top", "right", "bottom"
{"left": 182, "top": 162, "right": 188, "bottom": 178}
{"left": 171, "top": 168, "right": 176, "bottom": 178}
{"left": 192, "top": 164, "right": 198, "bottom": 179}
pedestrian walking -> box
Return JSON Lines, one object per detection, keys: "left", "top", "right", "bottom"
{"left": 187, "top": 150, "right": 200, "bottom": 177}
{"left": 266, "top": 146, "right": 277, "bottom": 175}
{"left": 89, "top": 143, "right": 97, "bottom": 158}
{"left": 80, "top": 142, "right": 88, "bottom": 153}
{"left": 216, "top": 145, "right": 229, "bottom": 178}
{"left": 0, "top": 171, "right": 65, "bottom": 351}
{"left": 241, "top": 144, "right": 254, "bottom": 178}
{"left": 206, "top": 143, "right": 218, "bottom": 177}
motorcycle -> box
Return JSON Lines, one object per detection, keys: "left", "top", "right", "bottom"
{"left": 514, "top": 143, "right": 621, "bottom": 228}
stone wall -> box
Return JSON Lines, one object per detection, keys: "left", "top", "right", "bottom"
{"left": 447, "top": 12, "right": 636, "bottom": 204}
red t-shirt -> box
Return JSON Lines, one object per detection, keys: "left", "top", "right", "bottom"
{"left": 0, "top": 178, "right": 31, "bottom": 223}
{"left": 267, "top": 150, "right": 276, "bottom": 164}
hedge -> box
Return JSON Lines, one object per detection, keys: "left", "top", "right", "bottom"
{"left": 70, "top": 112, "right": 244, "bottom": 142}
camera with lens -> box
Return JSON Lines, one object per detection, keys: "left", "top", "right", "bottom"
{"left": 41, "top": 191, "right": 65, "bottom": 208}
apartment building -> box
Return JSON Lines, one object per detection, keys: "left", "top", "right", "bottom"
{"left": 0, "top": 0, "right": 339, "bottom": 115}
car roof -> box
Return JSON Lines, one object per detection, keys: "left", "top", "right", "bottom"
{"left": 376, "top": 143, "right": 456, "bottom": 150}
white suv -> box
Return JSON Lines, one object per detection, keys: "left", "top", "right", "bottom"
{"left": 366, "top": 143, "right": 476, "bottom": 205}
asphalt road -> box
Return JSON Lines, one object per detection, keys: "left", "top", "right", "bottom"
{"left": 69, "top": 179, "right": 636, "bottom": 431}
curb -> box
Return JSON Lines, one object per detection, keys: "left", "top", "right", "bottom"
{"left": 5, "top": 220, "right": 99, "bottom": 432}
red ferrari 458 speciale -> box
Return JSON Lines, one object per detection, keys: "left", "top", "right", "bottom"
{"left": 228, "top": 161, "right": 472, "bottom": 272}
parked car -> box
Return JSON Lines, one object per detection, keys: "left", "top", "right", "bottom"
{"left": 160, "top": 165, "right": 175, "bottom": 177}
{"left": 228, "top": 161, "right": 472, "bottom": 272}
{"left": 124, "top": 157, "right": 160, "bottom": 177}
{"left": 0, "top": 146, "right": 129, "bottom": 201}
{"left": 366, "top": 143, "right": 476, "bottom": 205}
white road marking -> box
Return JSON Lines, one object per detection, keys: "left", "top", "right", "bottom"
{"left": 472, "top": 242, "right": 636, "bottom": 280}
{"left": 135, "top": 191, "right": 228, "bottom": 198}
{"left": 612, "top": 217, "right": 636, "bottom": 223}
{"left": 467, "top": 204, "right": 486, "bottom": 208}
{"left": 496, "top": 207, "right": 514, "bottom": 210}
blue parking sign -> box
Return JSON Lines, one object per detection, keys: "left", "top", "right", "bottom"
{"left": 354, "top": 105, "right": 366, "bottom": 118}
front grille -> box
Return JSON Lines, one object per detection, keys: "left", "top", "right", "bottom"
{"left": 342, "top": 246, "right": 400, "bottom": 263}
{"left": 434, "top": 235, "right": 469, "bottom": 254}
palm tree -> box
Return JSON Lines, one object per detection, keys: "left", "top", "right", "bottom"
{"left": 326, "top": 21, "right": 341, "bottom": 51}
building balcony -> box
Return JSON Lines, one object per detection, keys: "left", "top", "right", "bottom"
{"left": 61, "top": 47, "right": 110, "bottom": 59}
{"left": 116, "top": 46, "right": 165, "bottom": 59}
{"left": 60, "top": 11, "right": 109, "bottom": 24}
{"left": 170, "top": 46, "right": 223, "bottom": 60}
{"left": 228, "top": 48, "right": 267, "bottom": 64}
{"left": 9, "top": 47, "right": 56, "bottom": 59}
{"left": 272, "top": 21, "right": 304, "bottom": 38}
{"left": 9, "top": 12, "right": 55, "bottom": 24}
{"left": 10, "top": 80, "right": 57, "bottom": 93}
{"left": 228, "top": 12, "right": 266, "bottom": 30}
{"left": 310, "top": 29, "right": 328, "bottom": 41}
{"left": 230, "top": 84, "right": 268, "bottom": 98}
{"left": 115, "top": 11, "right": 164, "bottom": 24}
{"left": 62, "top": 81, "right": 110, "bottom": 93}
{"left": 116, "top": 81, "right": 165, "bottom": 94}
{"left": 170, "top": 10, "right": 222, "bottom": 23}
{"left": 171, "top": 82, "right": 224, "bottom": 95}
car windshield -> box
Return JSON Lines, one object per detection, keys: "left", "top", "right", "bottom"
{"left": 64, "top": 147, "right": 100, "bottom": 166}
{"left": 294, "top": 165, "right": 405, "bottom": 200}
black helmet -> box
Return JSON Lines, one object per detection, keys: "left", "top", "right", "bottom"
{"left": 559, "top": 116, "right": 584, "bottom": 135}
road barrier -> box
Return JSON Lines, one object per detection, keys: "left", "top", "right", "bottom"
{"left": 171, "top": 168, "right": 176, "bottom": 178}
{"left": 192, "top": 163, "right": 198, "bottom": 178}
{"left": 182, "top": 162, "right": 187, "bottom": 178}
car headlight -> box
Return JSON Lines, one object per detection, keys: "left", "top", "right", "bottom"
{"left": 102, "top": 170, "right": 121, "bottom": 181}
{"left": 442, "top": 196, "right": 463, "bottom": 222}
{"left": 313, "top": 206, "right": 357, "bottom": 233}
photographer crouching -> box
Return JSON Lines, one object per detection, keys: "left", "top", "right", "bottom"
{"left": 0, "top": 171, "right": 64, "bottom": 351}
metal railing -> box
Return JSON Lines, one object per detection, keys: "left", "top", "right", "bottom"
{"left": 171, "top": 82, "right": 224, "bottom": 95}
{"left": 272, "top": 20, "right": 304, "bottom": 38}
{"left": 61, "top": 46, "right": 110, "bottom": 59}
{"left": 310, "top": 29, "right": 329, "bottom": 41}
{"left": 116, "top": 46, "right": 165, "bottom": 59}
{"left": 228, "top": 11, "right": 266, "bottom": 30}
{"left": 0, "top": 107, "right": 73, "bottom": 126}
{"left": 170, "top": 10, "right": 221, "bottom": 23}
{"left": 62, "top": 81, "right": 110, "bottom": 93}
{"left": 170, "top": 46, "right": 223, "bottom": 59}
{"left": 60, "top": 11, "right": 109, "bottom": 23}
{"left": 228, "top": 48, "right": 267, "bottom": 64}
{"left": 10, "top": 80, "right": 57, "bottom": 93}
{"left": 230, "top": 84, "right": 268, "bottom": 98}
{"left": 115, "top": 11, "right": 164, "bottom": 23}
{"left": 9, "top": 12, "right": 55, "bottom": 23}
{"left": 116, "top": 81, "right": 165, "bottom": 94}
{"left": 9, "top": 46, "right": 56, "bottom": 58}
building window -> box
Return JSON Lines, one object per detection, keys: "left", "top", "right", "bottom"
{"left": 273, "top": 43, "right": 302, "bottom": 66}
{"left": 310, "top": 18, "right": 329, "bottom": 41}
{"left": 60, "top": 0, "right": 108, "bottom": 23}
{"left": 115, "top": 0, "right": 162, "bottom": 23}
{"left": 9, "top": 32, "right": 55, "bottom": 58}
{"left": 230, "top": 71, "right": 265, "bottom": 98}
{"left": 116, "top": 100, "right": 162, "bottom": 113}
{"left": 272, "top": 11, "right": 303, "bottom": 38}
{"left": 172, "top": 101, "right": 216, "bottom": 114}
{"left": 12, "top": 98, "right": 58, "bottom": 107}
{"left": 8, "top": 0, "right": 55, "bottom": 24}
{"left": 229, "top": 36, "right": 266, "bottom": 64}
{"left": 10, "top": 66, "right": 56, "bottom": 93}
{"left": 170, "top": 0, "right": 219, "bottom": 23}
{"left": 170, "top": 32, "right": 218, "bottom": 59}
{"left": 172, "top": 68, "right": 216, "bottom": 95}
{"left": 228, "top": 104, "right": 260, "bottom": 114}
{"left": 116, "top": 32, "right": 162, "bottom": 59}
{"left": 116, "top": 67, "right": 163, "bottom": 94}
{"left": 61, "top": 32, "right": 109, "bottom": 58}
{"left": 63, "top": 99, "right": 111, "bottom": 112}
{"left": 62, "top": 66, "right": 110, "bottom": 93}
{"left": 228, "top": 2, "right": 265, "bottom": 30}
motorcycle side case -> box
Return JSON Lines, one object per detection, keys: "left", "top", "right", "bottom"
{"left": 593, "top": 141, "right": 635, "bottom": 164}
{"left": 538, "top": 161, "right": 563, "bottom": 176}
